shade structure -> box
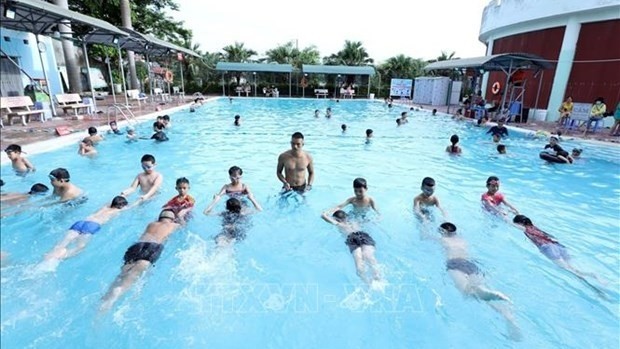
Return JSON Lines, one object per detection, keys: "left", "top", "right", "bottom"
{"left": 423, "top": 53, "right": 553, "bottom": 72}
{"left": 302, "top": 64, "right": 375, "bottom": 76}
{"left": 216, "top": 62, "right": 294, "bottom": 97}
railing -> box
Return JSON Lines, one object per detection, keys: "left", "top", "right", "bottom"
{"left": 107, "top": 104, "right": 136, "bottom": 125}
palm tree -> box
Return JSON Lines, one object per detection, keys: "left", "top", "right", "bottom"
{"left": 222, "top": 42, "right": 257, "bottom": 63}
{"left": 120, "top": 0, "right": 139, "bottom": 89}
{"left": 428, "top": 51, "right": 461, "bottom": 79}
{"left": 324, "top": 40, "right": 374, "bottom": 66}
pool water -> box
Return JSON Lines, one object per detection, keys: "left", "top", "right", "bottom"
{"left": 1, "top": 98, "right": 619, "bottom": 349}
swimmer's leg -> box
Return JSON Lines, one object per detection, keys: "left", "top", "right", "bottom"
{"left": 473, "top": 285, "right": 511, "bottom": 302}
{"left": 361, "top": 245, "right": 381, "bottom": 281}
{"left": 351, "top": 247, "right": 368, "bottom": 284}
{"left": 100, "top": 260, "right": 151, "bottom": 313}
{"left": 554, "top": 259, "right": 607, "bottom": 298}
{"left": 44, "top": 230, "right": 80, "bottom": 261}
{"left": 63, "top": 234, "right": 92, "bottom": 259}
{"left": 487, "top": 302, "right": 522, "bottom": 341}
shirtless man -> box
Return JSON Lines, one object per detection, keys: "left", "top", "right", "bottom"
{"left": 413, "top": 177, "right": 447, "bottom": 223}
{"left": 277, "top": 132, "right": 314, "bottom": 193}
{"left": 436, "top": 222, "right": 521, "bottom": 340}
{"left": 100, "top": 209, "right": 184, "bottom": 312}
{"left": 48, "top": 168, "right": 84, "bottom": 202}
{"left": 84, "top": 126, "right": 104, "bottom": 144}
{"left": 120, "top": 154, "right": 163, "bottom": 202}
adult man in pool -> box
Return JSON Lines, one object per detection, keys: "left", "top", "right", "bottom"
{"left": 276, "top": 132, "right": 314, "bottom": 194}
{"left": 99, "top": 209, "right": 185, "bottom": 313}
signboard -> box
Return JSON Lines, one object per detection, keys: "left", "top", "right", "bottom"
{"left": 390, "top": 78, "right": 413, "bottom": 97}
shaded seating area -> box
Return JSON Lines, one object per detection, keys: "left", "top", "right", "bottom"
{"left": 215, "top": 62, "right": 293, "bottom": 97}
{"left": 301, "top": 64, "right": 375, "bottom": 99}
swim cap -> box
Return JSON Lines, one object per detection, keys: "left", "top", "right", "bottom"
{"left": 439, "top": 222, "right": 457, "bottom": 234}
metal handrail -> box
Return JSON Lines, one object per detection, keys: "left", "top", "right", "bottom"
{"left": 106, "top": 104, "right": 136, "bottom": 125}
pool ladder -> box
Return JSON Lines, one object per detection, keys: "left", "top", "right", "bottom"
{"left": 106, "top": 104, "right": 137, "bottom": 126}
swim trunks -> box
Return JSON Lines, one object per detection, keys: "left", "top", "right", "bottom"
{"left": 345, "top": 231, "right": 376, "bottom": 252}
{"left": 539, "top": 243, "right": 570, "bottom": 261}
{"left": 446, "top": 258, "right": 480, "bottom": 275}
{"left": 64, "top": 196, "right": 89, "bottom": 207}
{"left": 123, "top": 242, "right": 164, "bottom": 265}
{"left": 288, "top": 183, "right": 307, "bottom": 194}
{"left": 69, "top": 220, "right": 101, "bottom": 235}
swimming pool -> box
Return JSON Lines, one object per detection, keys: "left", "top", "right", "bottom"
{"left": 1, "top": 98, "right": 619, "bottom": 348}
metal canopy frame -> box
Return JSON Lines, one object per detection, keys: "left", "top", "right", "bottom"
{"left": 215, "top": 62, "right": 294, "bottom": 97}
{"left": 302, "top": 64, "right": 375, "bottom": 98}
{"left": 0, "top": 0, "right": 129, "bottom": 116}
{"left": 424, "top": 53, "right": 554, "bottom": 117}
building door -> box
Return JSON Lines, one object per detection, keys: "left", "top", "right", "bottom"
{"left": 0, "top": 56, "right": 24, "bottom": 97}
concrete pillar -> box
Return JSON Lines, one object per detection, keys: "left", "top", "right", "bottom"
{"left": 480, "top": 38, "right": 494, "bottom": 98}
{"left": 120, "top": 0, "right": 139, "bottom": 90}
{"left": 546, "top": 17, "right": 581, "bottom": 121}
{"left": 54, "top": 0, "right": 82, "bottom": 93}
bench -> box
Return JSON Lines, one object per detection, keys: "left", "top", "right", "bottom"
{"left": 314, "top": 89, "right": 328, "bottom": 98}
{"left": 127, "top": 89, "right": 148, "bottom": 107}
{"left": 235, "top": 86, "right": 251, "bottom": 97}
{"left": 340, "top": 88, "right": 356, "bottom": 99}
{"left": 172, "top": 86, "right": 185, "bottom": 102}
{"left": 0, "top": 96, "right": 45, "bottom": 126}
{"left": 56, "top": 93, "right": 90, "bottom": 116}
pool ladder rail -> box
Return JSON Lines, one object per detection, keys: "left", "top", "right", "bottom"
{"left": 106, "top": 104, "right": 136, "bottom": 126}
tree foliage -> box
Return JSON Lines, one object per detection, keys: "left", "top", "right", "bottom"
{"left": 264, "top": 41, "right": 320, "bottom": 70}
{"left": 324, "top": 40, "right": 374, "bottom": 66}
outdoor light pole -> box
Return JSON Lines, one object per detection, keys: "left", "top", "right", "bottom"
{"left": 253, "top": 72, "right": 257, "bottom": 97}
{"left": 117, "top": 44, "right": 129, "bottom": 106}
{"left": 302, "top": 73, "right": 307, "bottom": 98}
{"left": 336, "top": 74, "right": 341, "bottom": 99}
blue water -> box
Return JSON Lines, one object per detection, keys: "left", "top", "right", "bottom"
{"left": 1, "top": 98, "right": 619, "bottom": 349}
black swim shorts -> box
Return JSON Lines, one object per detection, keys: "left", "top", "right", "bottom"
{"left": 123, "top": 242, "right": 164, "bottom": 265}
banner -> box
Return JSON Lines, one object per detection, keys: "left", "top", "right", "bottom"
{"left": 389, "top": 78, "right": 413, "bottom": 97}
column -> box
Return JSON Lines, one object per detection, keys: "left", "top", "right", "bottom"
{"left": 480, "top": 38, "right": 494, "bottom": 99}
{"left": 546, "top": 17, "right": 580, "bottom": 121}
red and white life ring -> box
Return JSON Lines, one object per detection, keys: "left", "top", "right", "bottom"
{"left": 491, "top": 81, "right": 501, "bottom": 95}
{"left": 300, "top": 77, "right": 308, "bottom": 88}
{"left": 164, "top": 71, "right": 174, "bottom": 83}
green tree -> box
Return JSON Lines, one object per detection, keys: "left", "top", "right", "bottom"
{"left": 324, "top": 40, "right": 374, "bottom": 66}
{"left": 222, "top": 42, "right": 257, "bottom": 63}
{"left": 428, "top": 51, "right": 461, "bottom": 80}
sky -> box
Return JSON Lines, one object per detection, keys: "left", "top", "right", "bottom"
{"left": 170, "top": 0, "right": 491, "bottom": 63}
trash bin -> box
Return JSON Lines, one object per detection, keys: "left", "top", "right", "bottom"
{"left": 369, "top": 93, "right": 375, "bottom": 99}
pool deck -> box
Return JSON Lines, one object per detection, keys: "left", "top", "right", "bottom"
{"left": 1, "top": 96, "right": 618, "bottom": 153}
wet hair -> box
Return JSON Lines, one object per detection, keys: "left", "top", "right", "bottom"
{"left": 157, "top": 116, "right": 164, "bottom": 120}
{"left": 498, "top": 117, "right": 506, "bottom": 123}
{"left": 432, "top": 109, "right": 437, "bottom": 114}
{"left": 111, "top": 195, "right": 128, "bottom": 209}
{"left": 439, "top": 222, "right": 457, "bottom": 236}
{"left": 28, "top": 183, "right": 49, "bottom": 194}
{"left": 332, "top": 210, "right": 347, "bottom": 222}
{"left": 226, "top": 197, "right": 242, "bottom": 214}
{"left": 88, "top": 126, "right": 97, "bottom": 135}
{"left": 450, "top": 134, "right": 459, "bottom": 152}
{"left": 228, "top": 166, "right": 243, "bottom": 176}
{"left": 422, "top": 177, "right": 435, "bottom": 187}
{"left": 366, "top": 129, "right": 373, "bottom": 136}
{"left": 162, "top": 115, "right": 170, "bottom": 121}
{"left": 409, "top": 107, "right": 414, "bottom": 110}
{"left": 353, "top": 177, "right": 367, "bottom": 189}
{"left": 109, "top": 121, "right": 117, "bottom": 126}
{"left": 396, "top": 118, "right": 402, "bottom": 125}
{"left": 82, "top": 139, "right": 94, "bottom": 146}
{"left": 5, "top": 144, "right": 22, "bottom": 153}
{"left": 314, "top": 109, "right": 319, "bottom": 113}
{"left": 234, "top": 115, "right": 241, "bottom": 120}
{"left": 141, "top": 154, "right": 156, "bottom": 163}
{"left": 190, "top": 107, "right": 196, "bottom": 113}
{"left": 292, "top": 132, "right": 304, "bottom": 140}
{"left": 341, "top": 124, "right": 347, "bottom": 131}
{"left": 158, "top": 209, "right": 176, "bottom": 221}
{"left": 0, "top": 179, "right": 4, "bottom": 186}
{"left": 594, "top": 97, "right": 604, "bottom": 103}
{"left": 486, "top": 176, "right": 499, "bottom": 185}
{"left": 477, "top": 118, "right": 483, "bottom": 125}
{"left": 401, "top": 111, "right": 407, "bottom": 117}
{"left": 50, "top": 168, "right": 70, "bottom": 181}
{"left": 456, "top": 108, "right": 463, "bottom": 115}
{"left": 497, "top": 144, "right": 506, "bottom": 153}
{"left": 388, "top": 103, "right": 392, "bottom": 108}
{"left": 194, "top": 98, "right": 200, "bottom": 103}
{"left": 513, "top": 214, "right": 532, "bottom": 226}
{"left": 176, "top": 177, "right": 190, "bottom": 186}
{"left": 572, "top": 148, "right": 583, "bottom": 155}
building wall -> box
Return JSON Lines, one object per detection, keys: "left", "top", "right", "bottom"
{"left": 0, "top": 27, "right": 63, "bottom": 98}
{"left": 565, "top": 19, "right": 620, "bottom": 106}
{"left": 485, "top": 27, "right": 565, "bottom": 109}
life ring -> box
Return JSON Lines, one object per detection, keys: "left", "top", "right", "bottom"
{"left": 300, "top": 77, "right": 308, "bottom": 88}
{"left": 539, "top": 151, "right": 572, "bottom": 164}
{"left": 491, "top": 81, "right": 501, "bottom": 95}
{"left": 164, "top": 71, "right": 174, "bottom": 83}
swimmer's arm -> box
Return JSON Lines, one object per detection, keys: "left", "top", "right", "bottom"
{"left": 321, "top": 211, "right": 339, "bottom": 225}
{"left": 412, "top": 196, "right": 427, "bottom": 220}
{"left": 203, "top": 186, "right": 226, "bottom": 214}
{"left": 140, "top": 174, "right": 163, "bottom": 201}
{"left": 331, "top": 198, "right": 352, "bottom": 212}
{"left": 502, "top": 199, "right": 519, "bottom": 215}
{"left": 23, "top": 158, "right": 35, "bottom": 171}
{"left": 435, "top": 197, "right": 449, "bottom": 220}
{"left": 276, "top": 156, "right": 290, "bottom": 189}
{"left": 245, "top": 186, "right": 263, "bottom": 211}
{"left": 369, "top": 197, "right": 380, "bottom": 215}
{"left": 509, "top": 222, "right": 526, "bottom": 232}
{"left": 306, "top": 154, "right": 315, "bottom": 187}
{"left": 120, "top": 176, "right": 140, "bottom": 196}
